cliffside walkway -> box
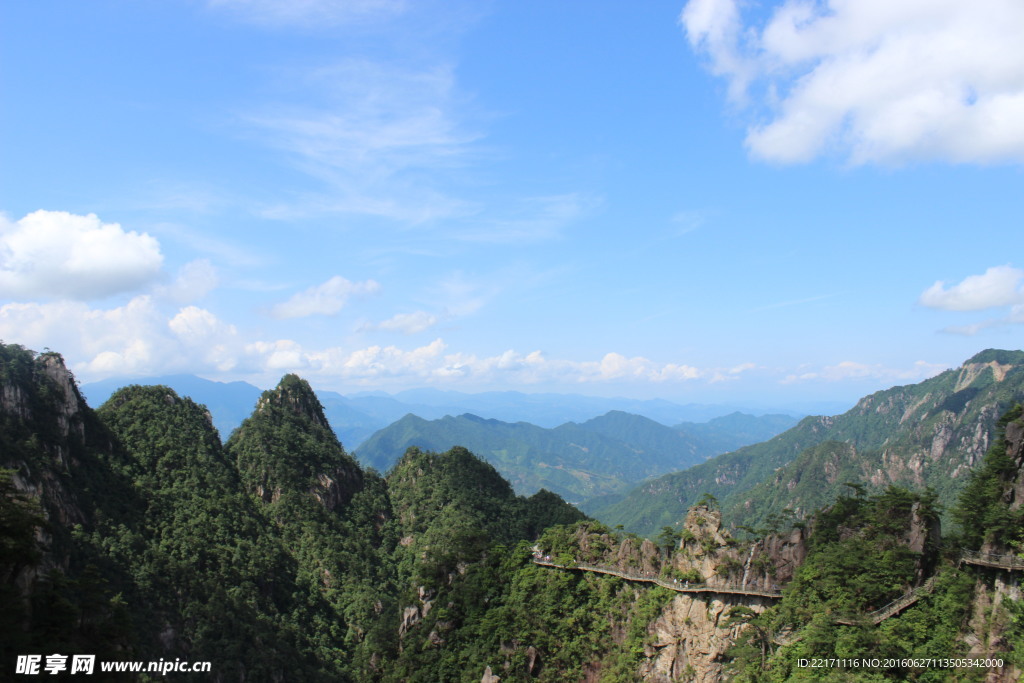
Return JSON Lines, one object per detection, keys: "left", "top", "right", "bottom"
{"left": 835, "top": 575, "right": 938, "bottom": 626}
{"left": 958, "top": 549, "right": 1024, "bottom": 571}
{"left": 531, "top": 559, "right": 782, "bottom": 599}
{"left": 833, "top": 550, "right": 1023, "bottom": 626}
{"left": 537, "top": 549, "right": 1022, "bottom": 633}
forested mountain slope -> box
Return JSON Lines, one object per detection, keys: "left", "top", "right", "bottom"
{"left": 5, "top": 342, "right": 1023, "bottom": 681}
{"left": 595, "top": 349, "right": 1024, "bottom": 537}
{"left": 0, "top": 343, "right": 585, "bottom": 680}
{"left": 356, "top": 409, "right": 796, "bottom": 505}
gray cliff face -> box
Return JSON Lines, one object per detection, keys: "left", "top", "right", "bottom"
{"left": 1, "top": 351, "right": 131, "bottom": 615}
{"left": 2, "top": 354, "right": 91, "bottom": 557}
{"left": 1004, "top": 419, "right": 1024, "bottom": 512}
{"left": 967, "top": 414, "right": 1024, "bottom": 682}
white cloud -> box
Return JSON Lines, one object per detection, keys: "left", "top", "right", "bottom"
{"left": 0, "top": 294, "right": 763, "bottom": 390}
{"left": 270, "top": 275, "right": 380, "bottom": 318}
{"left": 573, "top": 352, "right": 704, "bottom": 383}
{"left": 782, "top": 359, "right": 947, "bottom": 384}
{"left": 246, "top": 339, "right": 309, "bottom": 370}
{"left": 0, "top": 297, "right": 240, "bottom": 376}
{"left": 919, "top": 265, "right": 1024, "bottom": 311}
{"left": 681, "top": 0, "right": 1024, "bottom": 164}
{"left": 0, "top": 210, "right": 163, "bottom": 300}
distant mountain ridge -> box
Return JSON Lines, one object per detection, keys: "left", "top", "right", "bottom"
{"left": 592, "top": 348, "right": 1024, "bottom": 536}
{"left": 354, "top": 409, "right": 798, "bottom": 504}
{"left": 81, "top": 374, "right": 805, "bottom": 448}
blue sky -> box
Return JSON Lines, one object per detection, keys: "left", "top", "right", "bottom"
{"left": 2, "top": 0, "right": 1022, "bottom": 410}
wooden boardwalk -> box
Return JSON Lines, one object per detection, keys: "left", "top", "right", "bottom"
{"left": 536, "top": 548, "right": 1022, "bottom": 632}
{"left": 531, "top": 559, "right": 782, "bottom": 599}
{"left": 958, "top": 549, "right": 1024, "bottom": 571}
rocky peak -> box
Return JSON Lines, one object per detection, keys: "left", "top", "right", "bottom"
{"left": 229, "top": 374, "right": 363, "bottom": 513}
{"left": 955, "top": 349, "right": 1022, "bottom": 390}
{"left": 257, "top": 374, "right": 331, "bottom": 430}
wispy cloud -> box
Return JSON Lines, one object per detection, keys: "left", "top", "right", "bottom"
{"left": 270, "top": 275, "right": 381, "bottom": 319}
{"left": 453, "top": 193, "right": 600, "bottom": 243}
{"left": 153, "top": 222, "right": 265, "bottom": 268}
{"left": 681, "top": 0, "right": 1024, "bottom": 165}
{"left": 206, "top": 0, "right": 406, "bottom": 27}
{"left": 245, "top": 59, "right": 483, "bottom": 223}
{"left": 669, "top": 210, "right": 707, "bottom": 236}
{"left": 782, "top": 359, "right": 948, "bottom": 384}
{"left": 748, "top": 293, "right": 835, "bottom": 313}
{"left": 360, "top": 310, "right": 439, "bottom": 335}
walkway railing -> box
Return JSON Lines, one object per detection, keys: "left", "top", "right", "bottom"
{"left": 535, "top": 548, "right": 1022, "bottom": 630}
{"left": 531, "top": 559, "right": 782, "bottom": 599}
{"left": 959, "top": 549, "right": 1024, "bottom": 571}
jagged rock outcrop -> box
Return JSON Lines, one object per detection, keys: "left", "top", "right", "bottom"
{"left": 670, "top": 504, "right": 806, "bottom": 590}
{"left": 631, "top": 505, "right": 798, "bottom": 680}
{"left": 640, "top": 593, "right": 769, "bottom": 683}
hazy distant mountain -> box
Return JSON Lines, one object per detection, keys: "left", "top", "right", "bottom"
{"left": 80, "top": 374, "right": 263, "bottom": 440}
{"left": 82, "top": 375, "right": 804, "bottom": 449}
{"left": 673, "top": 412, "right": 800, "bottom": 455}
{"left": 81, "top": 376, "right": 441, "bottom": 447}
{"left": 383, "top": 387, "right": 790, "bottom": 427}
{"left": 354, "top": 409, "right": 798, "bottom": 504}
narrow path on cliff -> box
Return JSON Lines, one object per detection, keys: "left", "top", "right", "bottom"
{"left": 531, "top": 559, "right": 782, "bottom": 599}
{"left": 958, "top": 549, "right": 1024, "bottom": 571}
{"left": 537, "top": 549, "right": 1022, "bottom": 634}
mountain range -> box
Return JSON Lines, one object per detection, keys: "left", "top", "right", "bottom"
{"left": 80, "top": 375, "right": 806, "bottom": 449}
{"left": 355, "top": 410, "right": 798, "bottom": 505}
{"left": 592, "top": 348, "right": 1024, "bottom": 537}
{"left": 4, "top": 341, "right": 1023, "bottom": 680}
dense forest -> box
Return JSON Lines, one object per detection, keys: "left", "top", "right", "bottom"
{"left": 2, "top": 342, "right": 1023, "bottom": 681}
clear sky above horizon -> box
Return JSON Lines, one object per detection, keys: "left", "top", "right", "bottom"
{"left": 2, "top": 0, "right": 1022, "bottom": 410}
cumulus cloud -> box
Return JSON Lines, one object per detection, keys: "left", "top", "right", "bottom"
{"left": 575, "top": 352, "right": 704, "bottom": 383}
{"left": 0, "top": 210, "right": 163, "bottom": 300}
{"left": 681, "top": 0, "right": 1024, "bottom": 164}
{"left": 0, "top": 297, "right": 239, "bottom": 376}
{"left": 0, "top": 290, "right": 751, "bottom": 389}
{"left": 919, "top": 265, "right": 1024, "bottom": 311}
{"left": 270, "top": 275, "right": 380, "bottom": 318}
{"left": 783, "top": 359, "right": 947, "bottom": 384}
